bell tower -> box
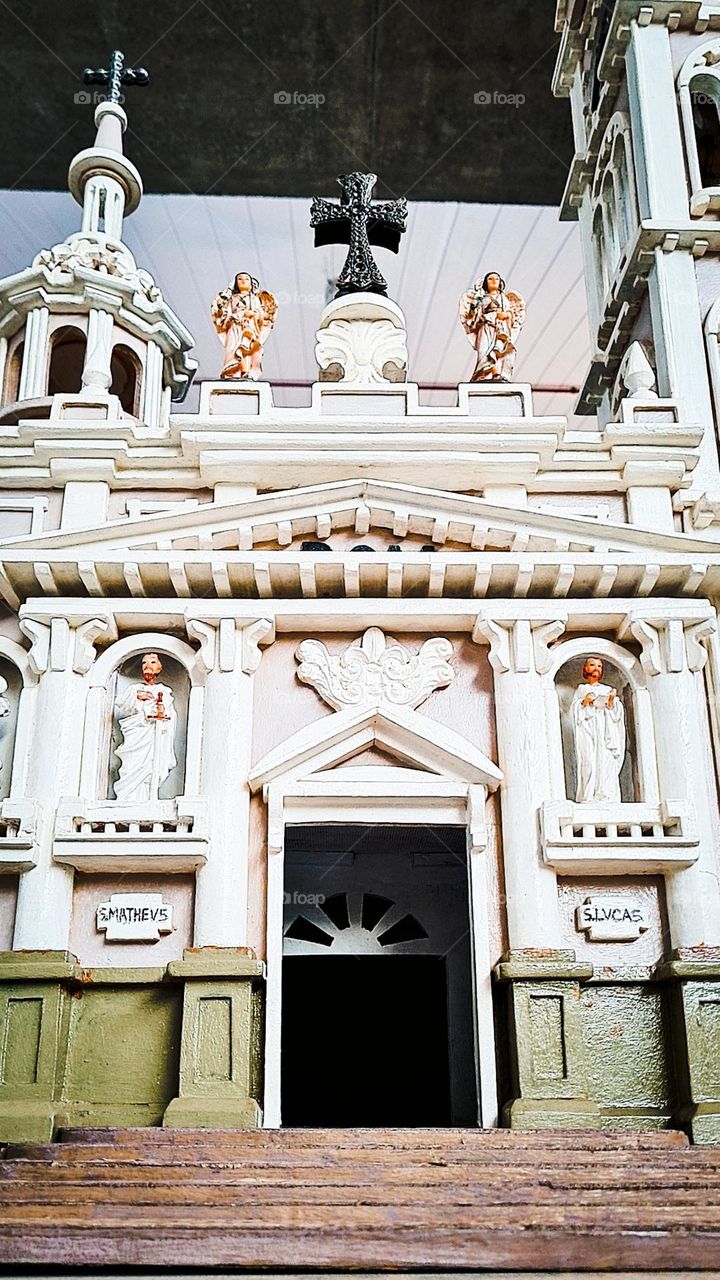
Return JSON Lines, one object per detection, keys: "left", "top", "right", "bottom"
{"left": 554, "top": 0, "right": 720, "bottom": 528}
{"left": 0, "top": 51, "right": 196, "bottom": 456}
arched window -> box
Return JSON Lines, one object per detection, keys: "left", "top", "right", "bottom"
{"left": 3, "top": 339, "right": 23, "bottom": 405}
{"left": 601, "top": 169, "right": 620, "bottom": 272}
{"left": 613, "top": 135, "right": 634, "bottom": 249}
{"left": 678, "top": 43, "right": 720, "bottom": 216}
{"left": 592, "top": 205, "right": 608, "bottom": 303}
{"left": 48, "top": 325, "right": 86, "bottom": 396}
{"left": 110, "top": 343, "right": 142, "bottom": 416}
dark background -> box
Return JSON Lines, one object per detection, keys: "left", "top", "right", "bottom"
{"left": 0, "top": 0, "right": 573, "bottom": 202}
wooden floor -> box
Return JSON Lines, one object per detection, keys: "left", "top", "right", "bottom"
{"left": 1, "top": 1127, "right": 720, "bottom": 1271}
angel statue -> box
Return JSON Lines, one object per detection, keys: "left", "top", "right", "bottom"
{"left": 211, "top": 271, "right": 277, "bottom": 380}
{"left": 459, "top": 270, "right": 526, "bottom": 383}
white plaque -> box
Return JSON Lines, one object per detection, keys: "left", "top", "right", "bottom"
{"left": 96, "top": 893, "right": 173, "bottom": 942}
{"left": 576, "top": 896, "right": 649, "bottom": 942}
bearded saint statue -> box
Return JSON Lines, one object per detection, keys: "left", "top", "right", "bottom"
{"left": 211, "top": 271, "right": 278, "bottom": 380}
{"left": 459, "top": 270, "right": 526, "bottom": 382}
{"left": 571, "top": 656, "right": 626, "bottom": 803}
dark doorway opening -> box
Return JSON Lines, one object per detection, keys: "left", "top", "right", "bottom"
{"left": 280, "top": 823, "right": 478, "bottom": 1128}
{"left": 282, "top": 955, "right": 451, "bottom": 1127}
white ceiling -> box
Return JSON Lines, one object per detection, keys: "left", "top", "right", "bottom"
{"left": 0, "top": 190, "right": 591, "bottom": 419}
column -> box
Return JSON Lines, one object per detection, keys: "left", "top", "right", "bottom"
{"left": 629, "top": 614, "right": 720, "bottom": 948}
{"left": 141, "top": 340, "right": 164, "bottom": 430}
{"left": 187, "top": 616, "right": 274, "bottom": 948}
{"left": 12, "top": 615, "right": 112, "bottom": 951}
{"left": 473, "top": 616, "right": 563, "bottom": 949}
{"left": 82, "top": 308, "right": 114, "bottom": 394}
{"left": 18, "top": 307, "right": 49, "bottom": 400}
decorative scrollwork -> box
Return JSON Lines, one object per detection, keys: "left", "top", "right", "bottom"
{"left": 295, "top": 626, "right": 454, "bottom": 710}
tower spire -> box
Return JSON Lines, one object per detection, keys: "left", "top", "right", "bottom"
{"left": 68, "top": 51, "right": 149, "bottom": 240}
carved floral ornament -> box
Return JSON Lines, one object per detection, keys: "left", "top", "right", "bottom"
{"left": 33, "top": 235, "right": 162, "bottom": 304}
{"left": 295, "top": 627, "right": 454, "bottom": 710}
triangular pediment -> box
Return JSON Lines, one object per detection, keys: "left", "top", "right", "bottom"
{"left": 249, "top": 701, "right": 503, "bottom": 793}
{"left": 1, "top": 478, "right": 717, "bottom": 559}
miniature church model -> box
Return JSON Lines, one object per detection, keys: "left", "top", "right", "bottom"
{"left": 3, "top": 5, "right": 720, "bottom": 1161}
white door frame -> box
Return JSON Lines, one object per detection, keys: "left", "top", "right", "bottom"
{"left": 261, "top": 771, "right": 497, "bottom": 1129}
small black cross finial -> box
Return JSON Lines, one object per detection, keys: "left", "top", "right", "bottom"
{"left": 310, "top": 173, "right": 407, "bottom": 298}
{"left": 82, "top": 50, "right": 149, "bottom": 106}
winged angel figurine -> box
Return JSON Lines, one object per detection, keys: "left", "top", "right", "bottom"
{"left": 211, "top": 271, "right": 278, "bottom": 380}
{"left": 459, "top": 270, "right": 526, "bottom": 382}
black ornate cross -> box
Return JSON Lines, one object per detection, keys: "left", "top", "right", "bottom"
{"left": 82, "top": 50, "right": 149, "bottom": 105}
{"left": 310, "top": 173, "right": 407, "bottom": 297}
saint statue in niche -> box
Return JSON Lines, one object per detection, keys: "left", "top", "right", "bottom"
{"left": 211, "top": 271, "right": 278, "bottom": 380}
{"left": 571, "top": 656, "right": 626, "bottom": 803}
{"left": 114, "top": 652, "right": 177, "bottom": 802}
{"left": 459, "top": 271, "right": 526, "bottom": 382}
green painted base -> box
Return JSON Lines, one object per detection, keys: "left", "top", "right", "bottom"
{"left": 505, "top": 1098, "right": 673, "bottom": 1131}
{"left": 0, "top": 1100, "right": 57, "bottom": 1143}
{"left": 163, "top": 1096, "right": 262, "bottom": 1128}
{"left": 682, "top": 1104, "right": 720, "bottom": 1145}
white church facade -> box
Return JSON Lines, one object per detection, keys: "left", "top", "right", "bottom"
{"left": 2, "top": 0, "right": 720, "bottom": 1148}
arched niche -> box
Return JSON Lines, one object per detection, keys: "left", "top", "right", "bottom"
{"left": 82, "top": 634, "right": 206, "bottom": 803}
{"left": 108, "top": 652, "right": 189, "bottom": 800}
{"left": 0, "top": 657, "right": 22, "bottom": 802}
{"left": 0, "top": 637, "right": 37, "bottom": 802}
{"left": 543, "top": 637, "right": 658, "bottom": 807}
{"left": 110, "top": 342, "right": 143, "bottom": 416}
{"left": 47, "top": 324, "right": 86, "bottom": 396}
{"left": 678, "top": 41, "right": 720, "bottom": 216}
{"left": 3, "top": 336, "right": 24, "bottom": 406}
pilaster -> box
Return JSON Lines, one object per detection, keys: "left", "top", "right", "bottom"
{"left": 186, "top": 615, "right": 274, "bottom": 948}
{"left": 12, "top": 612, "right": 116, "bottom": 951}
{"left": 623, "top": 612, "right": 720, "bottom": 950}
{"left": 473, "top": 615, "right": 564, "bottom": 949}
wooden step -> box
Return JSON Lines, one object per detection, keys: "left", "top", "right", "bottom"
{"left": 1, "top": 1126, "right": 719, "bottom": 1271}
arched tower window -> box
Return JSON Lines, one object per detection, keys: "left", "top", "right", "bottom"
{"left": 691, "top": 76, "right": 720, "bottom": 188}
{"left": 592, "top": 205, "right": 608, "bottom": 304}
{"left": 678, "top": 42, "right": 720, "bottom": 216}
{"left": 3, "top": 339, "right": 23, "bottom": 405}
{"left": 110, "top": 343, "right": 142, "bottom": 416}
{"left": 48, "top": 325, "right": 86, "bottom": 396}
{"left": 601, "top": 169, "right": 620, "bottom": 271}
{"left": 613, "top": 135, "right": 633, "bottom": 249}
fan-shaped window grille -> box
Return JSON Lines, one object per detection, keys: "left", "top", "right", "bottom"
{"left": 284, "top": 892, "right": 429, "bottom": 951}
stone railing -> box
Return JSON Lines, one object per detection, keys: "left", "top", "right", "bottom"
{"left": 0, "top": 799, "right": 39, "bottom": 872}
{"left": 541, "top": 800, "right": 698, "bottom": 873}
{"left": 53, "top": 797, "right": 209, "bottom": 872}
